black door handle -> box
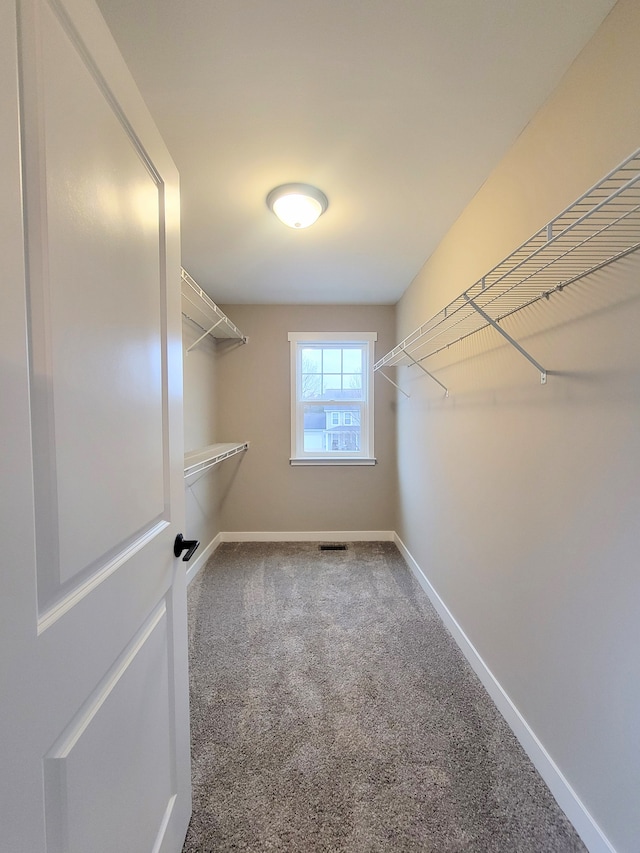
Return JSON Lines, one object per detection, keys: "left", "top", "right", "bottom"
{"left": 174, "top": 533, "right": 200, "bottom": 562}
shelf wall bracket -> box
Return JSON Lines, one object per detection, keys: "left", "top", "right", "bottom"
{"left": 186, "top": 317, "right": 225, "bottom": 353}
{"left": 464, "top": 294, "right": 547, "bottom": 385}
{"left": 377, "top": 369, "right": 411, "bottom": 398}
{"left": 404, "top": 350, "right": 449, "bottom": 397}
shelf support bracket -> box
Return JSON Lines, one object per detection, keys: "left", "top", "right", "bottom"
{"left": 464, "top": 295, "right": 547, "bottom": 385}
{"left": 186, "top": 318, "right": 225, "bottom": 353}
{"left": 403, "top": 351, "right": 449, "bottom": 397}
{"left": 376, "top": 369, "right": 410, "bottom": 398}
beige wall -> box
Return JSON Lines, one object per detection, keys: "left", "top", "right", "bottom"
{"left": 215, "top": 304, "right": 397, "bottom": 533}
{"left": 395, "top": 1, "right": 640, "bottom": 851}
{"left": 182, "top": 316, "right": 225, "bottom": 551}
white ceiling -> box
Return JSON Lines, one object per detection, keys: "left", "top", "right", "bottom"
{"left": 96, "top": 0, "right": 616, "bottom": 305}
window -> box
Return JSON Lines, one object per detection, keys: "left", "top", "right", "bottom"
{"left": 288, "top": 331, "right": 377, "bottom": 465}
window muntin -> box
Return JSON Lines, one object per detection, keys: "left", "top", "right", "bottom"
{"left": 300, "top": 346, "right": 364, "bottom": 401}
{"left": 289, "top": 332, "right": 376, "bottom": 464}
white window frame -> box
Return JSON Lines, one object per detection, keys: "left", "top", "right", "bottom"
{"left": 288, "top": 331, "right": 377, "bottom": 466}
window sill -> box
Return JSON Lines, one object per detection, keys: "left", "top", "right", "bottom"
{"left": 290, "top": 457, "right": 377, "bottom": 466}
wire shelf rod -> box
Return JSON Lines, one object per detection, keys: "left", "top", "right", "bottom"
{"left": 375, "top": 148, "right": 640, "bottom": 380}
{"left": 414, "top": 241, "right": 640, "bottom": 363}
{"left": 461, "top": 197, "right": 640, "bottom": 320}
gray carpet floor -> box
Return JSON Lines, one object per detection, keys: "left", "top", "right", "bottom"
{"left": 183, "top": 541, "right": 585, "bottom": 852}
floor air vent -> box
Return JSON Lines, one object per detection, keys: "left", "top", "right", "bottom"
{"left": 319, "top": 544, "right": 348, "bottom": 551}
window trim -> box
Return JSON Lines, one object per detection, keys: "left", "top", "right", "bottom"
{"left": 288, "top": 331, "right": 377, "bottom": 466}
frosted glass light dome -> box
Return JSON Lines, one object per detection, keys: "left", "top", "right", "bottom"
{"left": 266, "top": 183, "right": 328, "bottom": 229}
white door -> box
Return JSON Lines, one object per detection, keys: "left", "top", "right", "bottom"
{"left": 0, "top": 0, "right": 191, "bottom": 851}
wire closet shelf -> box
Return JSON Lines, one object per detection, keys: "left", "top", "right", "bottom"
{"left": 181, "top": 268, "right": 247, "bottom": 350}
{"left": 184, "top": 442, "right": 249, "bottom": 478}
{"left": 374, "top": 148, "right": 640, "bottom": 387}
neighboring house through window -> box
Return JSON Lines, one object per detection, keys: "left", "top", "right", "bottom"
{"left": 288, "top": 331, "right": 377, "bottom": 465}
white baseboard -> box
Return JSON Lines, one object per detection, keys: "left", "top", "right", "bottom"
{"left": 220, "top": 530, "right": 395, "bottom": 543}
{"left": 185, "top": 531, "right": 223, "bottom": 585}
{"left": 393, "top": 533, "right": 616, "bottom": 853}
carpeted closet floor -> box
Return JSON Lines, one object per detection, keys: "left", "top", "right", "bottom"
{"left": 182, "top": 541, "right": 585, "bottom": 852}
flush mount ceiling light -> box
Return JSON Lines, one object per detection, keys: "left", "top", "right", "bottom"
{"left": 266, "top": 183, "right": 328, "bottom": 229}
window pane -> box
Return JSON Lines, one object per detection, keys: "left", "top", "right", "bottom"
{"left": 301, "top": 348, "right": 321, "bottom": 373}
{"left": 343, "top": 374, "right": 362, "bottom": 391}
{"left": 322, "top": 348, "right": 341, "bottom": 373}
{"left": 327, "top": 431, "right": 360, "bottom": 452}
{"left": 342, "top": 348, "right": 362, "bottom": 373}
{"left": 301, "top": 374, "right": 321, "bottom": 399}
{"left": 302, "top": 404, "right": 326, "bottom": 452}
{"left": 345, "top": 389, "right": 363, "bottom": 400}
{"left": 302, "top": 403, "right": 361, "bottom": 453}
{"left": 322, "top": 374, "right": 342, "bottom": 396}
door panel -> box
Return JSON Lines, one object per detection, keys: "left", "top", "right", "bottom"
{"left": 1, "top": 0, "right": 190, "bottom": 850}
{"left": 44, "top": 605, "right": 173, "bottom": 853}
{"left": 22, "top": 0, "right": 167, "bottom": 604}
